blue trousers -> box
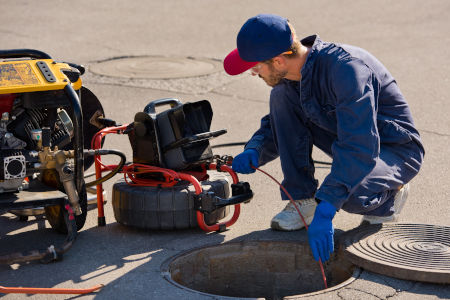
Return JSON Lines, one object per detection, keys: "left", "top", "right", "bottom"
{"left": 267, "top": 91, "right": 424, "bottom": 217}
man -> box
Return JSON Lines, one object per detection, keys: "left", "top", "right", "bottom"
{"left": 224, "top": 14, "right": 424, "bottom": 262}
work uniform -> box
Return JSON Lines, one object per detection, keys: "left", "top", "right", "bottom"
{"left": 245, "top": 35, "right": 424, "bottom": 216}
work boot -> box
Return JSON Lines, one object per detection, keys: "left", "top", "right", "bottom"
{"left": 270, "top": 198, "right": 317, "bottom": 231}
{"left": 361, "top": 183, "right": 410, "bottom": 225}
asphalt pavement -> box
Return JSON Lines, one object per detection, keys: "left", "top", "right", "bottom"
{"left": 0, "top": 0, "right": 449, "bottom": 299}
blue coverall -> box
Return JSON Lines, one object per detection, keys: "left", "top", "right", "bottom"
{"left": 245, "top": 35, "right": 425, "bottom": 216}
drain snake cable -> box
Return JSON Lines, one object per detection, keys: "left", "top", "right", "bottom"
{"left": 251, "top": 165, "right": 328, "bottom": 289}
{"left": 211, "top": 142, "right": 332, "bottom": 166}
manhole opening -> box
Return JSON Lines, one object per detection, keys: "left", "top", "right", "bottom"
{"left": 163, "top": 241, "right": 359, "bottom": 300}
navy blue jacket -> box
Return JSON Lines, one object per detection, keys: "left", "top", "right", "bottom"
{"left": 245, "top": 35, "right": 423, "bottom": 209}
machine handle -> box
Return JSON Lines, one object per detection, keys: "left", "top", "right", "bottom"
{"left": 0, "top": 49, "right": 52, "bottom": 59}
{"left": 163, "top": 129, "right": 227, "bottom": 152}
{"left": 195, "top": 181, "right": 253, "bottom": 213}
{"left": 162, "top": 129, "right": 227, "bottom": 152}
{"left": 144, "top": 98, "right": 183, "bottom": 115}
{"left": 65, "top": 62, "right": 85, "bottom": 75}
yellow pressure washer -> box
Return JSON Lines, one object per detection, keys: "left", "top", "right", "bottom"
{"left": 0, "top": 49, "right": 110, "bottom": 264}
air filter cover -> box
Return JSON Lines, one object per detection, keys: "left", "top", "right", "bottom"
{"left": 341, "top": 223, "right": 450, "bottom": 284}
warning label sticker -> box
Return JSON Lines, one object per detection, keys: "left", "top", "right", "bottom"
{"left": 0, "top": 63, "right": 40, "bottom": 87}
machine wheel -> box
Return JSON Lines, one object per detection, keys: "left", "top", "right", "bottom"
{"left": 45, "top": 183, "right": 88, "bottom": 234}
{"left": 112, "top": 171, "right": 230, "bottom": 230}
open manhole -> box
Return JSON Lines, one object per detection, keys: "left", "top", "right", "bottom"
{"left": 89, "top": 56, "right": 222, "bottom": 79}
{"left": 161, "top": 240, "right": 360, "bottom": 299}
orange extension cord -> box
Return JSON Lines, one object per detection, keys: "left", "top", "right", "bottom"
{"left": 0, "top": 284, "right": 103, "bottom": 295}
{"left": 252, "top": 166, "right": 328, "bottom": 289}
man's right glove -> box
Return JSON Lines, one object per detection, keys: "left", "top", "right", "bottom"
{"left": 232, "top": 149, "right": 259, "bottom": 174}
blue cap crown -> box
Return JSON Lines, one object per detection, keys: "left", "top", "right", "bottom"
{"left": 237, "top": 14, "right": 293, "bottom": 62}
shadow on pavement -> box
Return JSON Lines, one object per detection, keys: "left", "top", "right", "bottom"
{"left": 0, "top": 213, "right": 226, "bottom": 299}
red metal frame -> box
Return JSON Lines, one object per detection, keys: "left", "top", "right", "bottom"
{"left": 179, "top": 163, "right": 241, "bottom": 232}
{"left": 91, "top": 125, "right": 129, "bottom": 221}
{"left": 91, "top": 126, "right": 242, "bottom": 232}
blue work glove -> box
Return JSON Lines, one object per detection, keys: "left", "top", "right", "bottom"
{"left": 307, "top": 200, "right": 337, "bottom": 262}
{"left": 232, "top": 149, "right": 259, "bottom": 174}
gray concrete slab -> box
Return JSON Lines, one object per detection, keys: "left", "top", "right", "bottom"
{"left": 1, "top": 0, "right": 450, "bottom": 299}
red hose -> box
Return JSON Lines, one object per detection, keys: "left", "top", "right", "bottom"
{"left": 0, "top": 284, "right": 103, "bottom": 294}
{"left": 252, "top": 166, "right": 328, "bottom": 289}
{"left": 122, "top": 164, "right": 180, "bottom": 187}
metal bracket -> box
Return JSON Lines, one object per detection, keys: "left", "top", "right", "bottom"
{"left": 194, "top": 181, "right": 253, "bottom": 214}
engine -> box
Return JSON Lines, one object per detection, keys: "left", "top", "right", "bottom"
{"left": 0, "top": 93, "right": 74, "bottom": 193}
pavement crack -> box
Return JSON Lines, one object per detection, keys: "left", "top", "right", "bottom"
{"left": 336, "top": 289, "right": 346, "bottom": 300}
{"left": 338, "top": 287, "right": 384, "bottom": 300}
{"left": 419, "top": 129, "right": 450, "bottom": 137}
{"left": 379, "top": 277, "right": 418, "bottom": 300}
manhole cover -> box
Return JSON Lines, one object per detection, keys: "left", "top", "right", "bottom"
{"left": 341, "top": 223, "right": 450, "bottom": 284}
{"left": 161, "top": 240, "right": 360, "bottom": 300}
{"left": 89, "top": 56, "right": 222, "bottom": 79}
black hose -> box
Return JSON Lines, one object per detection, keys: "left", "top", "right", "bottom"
{"left": 0, "top": 49, "right": 52, "bottom": 59}
{"left": 211, "top": 142, "right": 333, "bottom": 166}
{"left": 64, "top": 85, "right": 84, "bottom": 191}
{"left": 211, "top": 142, "right": 248, "bottom": 149}
{"left": 0, "top": 202, "right": 77, "bottom": 264}
{"left": 84, "top": 149, "right": 126, "bottom": 187}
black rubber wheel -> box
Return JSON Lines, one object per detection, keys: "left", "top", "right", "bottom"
{"left": 45, "top": 183, "right": 88, "bottom": 234}
{"left": 112, "top": 171, "right": 230, "bottom": 230}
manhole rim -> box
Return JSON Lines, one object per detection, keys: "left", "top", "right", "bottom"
{"left": 160, "top": 240, "right": 361, "bottom": 299}
{"left": 88, "top": 55, "right": 223, "bottom": 80}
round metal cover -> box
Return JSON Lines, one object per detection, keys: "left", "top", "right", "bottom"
{"left": 89, "top": 56, "right": 222, "bottom": 79}
{"left": 341, "top": 223, "right": 450, "bottom": 284}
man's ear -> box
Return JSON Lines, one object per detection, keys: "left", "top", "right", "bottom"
{"left": 272, "top": 56, "right": 286, "bottom": 70}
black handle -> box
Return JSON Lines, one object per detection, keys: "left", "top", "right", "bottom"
{"left": 0, "top": 49, "right": 52, "bottom": 59}
{"left": 65, "top": 62, "right": 85, "bottom": 75}
{"left": 195, "top": 181, "right": 253, "bottom": 213}
{"left": 144, "top": 98, "right": 183, "bottom": 115}
{"left": 163, "top": 129, "right": 227, "bottom": 152}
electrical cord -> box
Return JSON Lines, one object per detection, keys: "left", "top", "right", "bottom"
{"left": 251, "top": 165, "right": 328, "bottom": 289}
{"left": 84, "top": 149, "right": 126, "bottom": 187}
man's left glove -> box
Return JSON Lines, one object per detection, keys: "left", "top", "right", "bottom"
{"left": 232, "top": 149, "right": 259, "bottom": 174}
{"left": 307, "top": 200, "right": 337, "bottom": 262}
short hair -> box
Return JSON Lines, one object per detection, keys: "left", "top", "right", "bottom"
{"left": 262, "top": 22, "right": 300, "bottom": 63}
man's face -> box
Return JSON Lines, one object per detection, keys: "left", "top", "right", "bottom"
{"left": 251, "top": 61, "right": 287, "bottom": 87}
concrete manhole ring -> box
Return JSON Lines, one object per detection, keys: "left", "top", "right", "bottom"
{"left": 89, "top": 56, "right": 222, "bottom": 79}
{"left": 161, "top": 240, "right": 360, "bottom": 299}
{"left": 341, "top": 223, "right": 450, "bottom": 284}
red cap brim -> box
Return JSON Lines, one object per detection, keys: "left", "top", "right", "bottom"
{"left": 224, "top": 48, "right": 258, "bottom": 75}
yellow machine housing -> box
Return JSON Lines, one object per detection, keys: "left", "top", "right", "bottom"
{"left": 0, "top": 59, "right": 82, "bottom": 94}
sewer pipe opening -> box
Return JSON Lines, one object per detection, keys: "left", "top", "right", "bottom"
{"left": 161, "top": 240, "right": 359, "bottom": 300}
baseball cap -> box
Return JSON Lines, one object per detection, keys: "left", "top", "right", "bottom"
{"left": 224, "top": 14, "right": 293, "bottom": 75}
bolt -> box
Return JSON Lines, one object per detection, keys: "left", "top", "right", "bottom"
{"left": 29, "top": 151, "right": 39, "bottom": 158}
{"left": 63, "top": 166, "right": 73, "bottom": 175}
